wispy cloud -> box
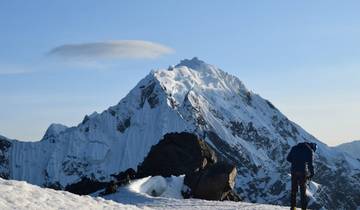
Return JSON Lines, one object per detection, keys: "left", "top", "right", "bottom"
{"left": 48, "top": 40, "right": 174, "bottom": 60}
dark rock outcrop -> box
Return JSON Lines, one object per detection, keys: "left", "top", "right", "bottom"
{"left": 184, "top": 162, "right": 239, "bottom": 201}
{"left": 223, "top": 190, "right": 242, "bottom": 202}
{"left": 137, "top": 132, "right": 217, "bottom": 177}
{"left": 101, "top": 168, "right": 137, "bottom": 195}
{"left": 140, "top": 82, "right": 159, "bottom": 109}
{"left": 65, "top": 177, "right": 107, "bottom": 195}
{"left": 102, "top": 180, "right": 118, "bottom": 195}
{"left": 111, "top": 168, "right": 136, "bottom": 181}
{"left": 117, "top": 117, "right": 131, "bottom": 133}
{"left": 0, "top": 137, "right": 11, "bottom": 179}
{"left": 137, "top": 132, "right": 240, "bottom": 201}
{"left": 64, "top": 168, "right": 137, "bottom": 196}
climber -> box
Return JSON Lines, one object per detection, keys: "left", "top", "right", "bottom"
{"left": 287, "top": 142, "right": 317, "bottom": 210}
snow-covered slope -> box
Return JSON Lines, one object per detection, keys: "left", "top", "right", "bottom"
{"left": 335, "top": 140, "right": 360, "bottom": 160}
{"left": 42, "top": 123, "right": 68, "bottom": 140}
{"left": 0, "top": 58, "right": 360, "bottom": 209}
{"left": 0, "top": 178, "right": 142, "bottom": 210}
{"left": 102, "top": 175, "right": 289, "bottom": 210}
{"left": 0, "top": 177, "right": 289, "bottom": 210}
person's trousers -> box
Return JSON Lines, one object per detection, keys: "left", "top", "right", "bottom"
{"left": 291, "top": 172, "right": 307, "bottom": 210}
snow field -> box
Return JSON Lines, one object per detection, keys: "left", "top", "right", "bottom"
{"left": 0, "top": 177, "right": 290, "bottom": 210}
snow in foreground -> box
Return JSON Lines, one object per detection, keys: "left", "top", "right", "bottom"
{"left": 0, "top": 178, "right": 289, "bottom": 210}
{"left": 103, "top": 176, "right": 290, "bottom": 210}
{"left": 0, "top": 178, "right": 143, "bottom": 210}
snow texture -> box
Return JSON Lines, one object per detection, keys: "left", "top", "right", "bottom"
{"left": 0, "top": 177, "right": 289, "bottom": 210}
{"left": 104, "top": 175, "right": 290, "bottom": 209}
{"left": 42, "top": 123, "right": 68, "bottom": 140}
{"left": 0, "top": 178, "right": 144, "bottom": 210}
{"left": 127, "top": 175, "right": 185, "bottom": 199}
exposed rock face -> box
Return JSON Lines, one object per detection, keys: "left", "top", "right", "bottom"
{"left": 60, "top": 168, "right": 138, "bottom": 196}
{"left": 137, "top": 132, "right": 217, "bottom": 178}
{"left": 137, "top": 132, "right": 240, "bottom": 201}
{"left": 102, "top": 180, "right": 118, "bottom": 195}
{"left": 102, "top": 168, "right": 137, "bottom": 195}
{"left": 117, "top": 117, "right": 131, "bottom": 133}
{"left": 140, "top": 82, "right": 159, "bottom": 109}
{"left": 111, "top": 168, "right": 137, "bottom": 181}
{"left": 0, "top": 137, "right": 11, "bottom": 179}
{"left": 65, "top": 177, "right": 107, "bottom": 195}
{"left": 184, "top": 162, "right": 239, "bottom": 201}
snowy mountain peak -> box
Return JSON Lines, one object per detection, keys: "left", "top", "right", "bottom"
{"left": 153, "top": 58, "right": 249, "bottom": 108}
{"left": 175, "top": 57, "right": 208, "bottom": 70}
{"left": 1, "top": 58, "right": 360, "bottom": 209}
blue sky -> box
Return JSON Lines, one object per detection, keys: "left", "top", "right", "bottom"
{"left": 0, "top": 0, "right": 359, "bottom": 145}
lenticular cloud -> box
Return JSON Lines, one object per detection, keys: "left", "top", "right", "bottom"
{"left": 48, "top": 40, "right": 174, "bottom": 60}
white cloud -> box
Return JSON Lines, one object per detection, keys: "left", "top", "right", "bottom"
{"left": 48, "top": 40, "right": 174, "bottom": 60}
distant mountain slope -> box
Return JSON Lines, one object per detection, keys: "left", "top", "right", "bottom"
{"left": 0, "top": 58, "right": 360, "bottom": 209}
{"left": 0, "top": 177, "right": 289, "bottom": 210}
{"left": 335, "top": 140, "right": 360, "bottom": 159}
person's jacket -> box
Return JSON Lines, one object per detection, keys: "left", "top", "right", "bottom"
{"left": 287, "top": 142, "right": 314, "bottom": 175}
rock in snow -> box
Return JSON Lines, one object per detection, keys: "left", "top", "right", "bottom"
{"left": 0, "top": 177, "right": 290, "bottom": 210}
{"left": 0, "top": 58, "right": 360, "bottom": 209}
{"left": 184, "top": 161, "right": 238, "bottom": 201}
{"left": 137, "top": 132, "right": 217, "bottom": 178}
{"left": 137, "top": 132, "right": 239, "bottom": 201}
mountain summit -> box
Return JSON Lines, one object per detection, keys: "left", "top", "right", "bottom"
{"left": 0, "top": 58, "right": 359, "bottom": 209}
{"left": 175, "top": 57, "right": 209, "bottom": 69}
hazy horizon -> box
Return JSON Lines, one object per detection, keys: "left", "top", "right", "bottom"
{"left": 1, "top": 1, "right": 359, "bottom": 146}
